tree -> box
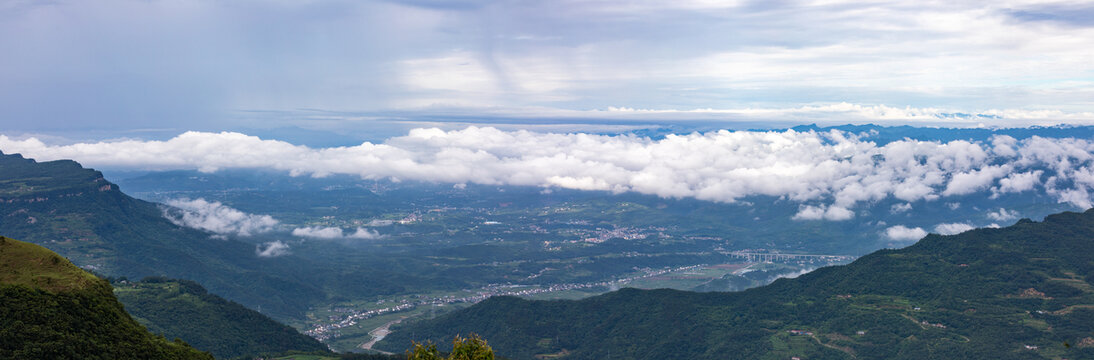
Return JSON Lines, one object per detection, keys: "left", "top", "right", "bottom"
{"left": 407, "top": 342, "right": 440, "bottom": 360}
{"left": 449, "top": 334, "right": 494, "bottom": 360}
{"left": 407, "top": 334, "right": 494, "bottom": 360}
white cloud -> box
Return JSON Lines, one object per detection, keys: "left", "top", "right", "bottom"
{"left": 255, "top": 241, "right": 290, "bottom": 258}
{"left": 292, "top": 226, "right": 382, "bottom": 240}
{"left": 890, "top": 203, "right": 912, "bottom": 214}
{"left": 348, "top": 228, "right": 382, "bottom": 239}
{"left": 942, "top": 165, "right": 1011, "bottom": 196}
{"left": 792, "top": 205, "right": 826, "bottom": 221}
{"left": 824, "top": 206, "right": 855, "bottom": 221}
{"left": 4, "top": 128, "right": 1094, "bottom": 219}
{"left": 934, "top": 223, "right": 975, "bottom": 235}
{"left": 162, "top": 198, "right": 279, "bottom": 236}
{"left": 885, "top": 225, "right": 927, "bottom": 241}
{"left": 292, "top": 226, "right": 344, "bottom": 239}
{"left": 992, "top": 170, "right": 1043, "bottom": 196}
{"left": 986, "top": 208, "right": 1020, "bottom": 222}
{"left": 792, "top": 204, "right": 855, "bottom": 221}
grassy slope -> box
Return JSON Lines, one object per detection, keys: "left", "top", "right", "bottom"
{"left": 114, "top": 277, "right": 331, "bottom": 359}
{"left": 0, "top": 233, "right": 101, "bottom": 292}
{"left": 378, "top": 210, "right": 1094, "bottom": 360}
{"left": 0, "top": 236, "right": 213, "bottom": 360}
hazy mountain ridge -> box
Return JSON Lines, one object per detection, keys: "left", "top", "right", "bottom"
{"left": 0, "top": 236, "right": 213, "bottom": 359}
{"left": 0, "top": 151, "right": 474, "bottom": 322}
{"left": 377, "top": 210, "right": 1094, "bottom": 359}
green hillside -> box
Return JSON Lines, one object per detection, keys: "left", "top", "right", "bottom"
{"left": 0, "top": 236, "right": 213, "bottom": 359}
{"left": 0, "top": 232, "right": 102, "bottom": 292}
{"left": 114, "top": 277, "right": 331, "bottom": 359}
{"left": 378, "top": 210, "right": 1094, "bottom": 359}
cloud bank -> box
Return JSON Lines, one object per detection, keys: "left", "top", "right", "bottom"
{"left": 163, "top": 198, "right": 279, "bottom": 236}
{"left": 5, "top": 127, "right": 1094, "bottom": 219}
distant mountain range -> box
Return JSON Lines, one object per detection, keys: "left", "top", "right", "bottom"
{"left": 377, "top": 210, "right": 1094, "bottom": 359}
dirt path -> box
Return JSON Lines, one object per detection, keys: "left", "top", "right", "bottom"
{"left": 810, "top": 334, "right": 856, "bottom": 358}
{"left": 360, "top": 317, "right": 405, "bottom": 353}
{"left": 1053, "top": 304, "right": 1094, "bottom": 315}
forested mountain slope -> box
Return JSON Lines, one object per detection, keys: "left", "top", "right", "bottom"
{"left": 114, "top": 277, "right": 331, "bottom": 359}
{"left": 379, "top": 210, "right": 1094, "bottom": 359}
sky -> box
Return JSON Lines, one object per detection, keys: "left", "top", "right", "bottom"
{"left": 2, "top": 0, "right": 1094, "bottom": 141}
{"left": 4, "top": 0, "right": 1094, "bottom": 217}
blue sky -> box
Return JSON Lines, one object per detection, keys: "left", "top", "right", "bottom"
{"left": 2, "top": 0, "right": 1094, "bottom": 141}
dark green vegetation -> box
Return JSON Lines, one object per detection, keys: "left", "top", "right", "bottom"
{"left": 379, "top": 210, "right": 1094, "bottom": 359}
{"left": 267, "top": 353, "right": 403, "bottom": 360}
{"left": 114, "top": 277, "right": 330, "bottom": 359}
{"left": 0, "top": 236, "right": 212, "bottom": 359}
{"left": 408, "top": 334, "right": 495, "bottom": 360}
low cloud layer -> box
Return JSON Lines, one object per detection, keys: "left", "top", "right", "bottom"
{"left": 5, "top": 127, "right": 1094, "bottom": 219}
{"left": 292, "top": 226, "right": 382, "bottom": 240}
{"left": 163, "top": 198, "right": 279, "bottom": 236}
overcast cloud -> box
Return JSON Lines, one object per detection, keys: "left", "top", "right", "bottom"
{"left": 1, "top": 0, "right": 1093, "bottom": 135}
{"left": 5, "top": 127, "right": 1094, "bottom": 218}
